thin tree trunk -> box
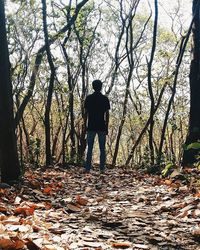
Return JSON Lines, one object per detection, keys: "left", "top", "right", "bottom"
{"left": 61, "top": 41, "right": 76, "bottom": 160}
{"left": 52, "top": 125, "right": 61, "bottom": 159}
{"left": 0, "top": 1, "right": 20, "bottom": 183}
{"left": 146, "top": 0, "right": 158, "bottom": 166}
{"left": 126, "top": 84, "right": 166, "bottom": 165}
{"left": 41, "top": 0, "right": 56, "bottom": 166}
{"left": 112, "top": 1, "right": 142, "bottom": 165}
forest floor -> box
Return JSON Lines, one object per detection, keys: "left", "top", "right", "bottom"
{"left": 0, "top": 166, "right": 200, "bottom": 250}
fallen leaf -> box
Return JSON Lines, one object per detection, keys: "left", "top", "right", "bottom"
{"left": 126, "top": 211, "right": 149, "bottom": 218}
{"left": 0, "top": 206, "right": 8, "bottom": 213}
{"left": 14, "top": 196, "right": 22, "bottom": 205}
{"left": 192, "top": 228, "right": 200, "bottom": 236}
{"left": 76, "top": 195, "right": 88, "bottom": 206}
{"left": 96, "top": 197, "right": 104, "bottom": 202}
{"left": 85, "top": 187, "right": 92, "bottom": 193}
{"left": 164, "top": 179, "right": 172, "bottom": 185}
{"left": 26, "top": 239, "right": 41, "bottom": 249}
{"left": 0, "top": 224, "right": 6, "bottom": 233}
{"left": 43, "top": 186, "right": 52, "bottom": 194}
{"left": 13, "top": 239, "right": 25, "bottom": 249}
{"left": 112, "top": 242, "right": 131, "bottom": 248}
{"left": 0, "top": 238, "right": 14, "bottom": 248}
{"left": 67, "top": 203, "right": 81, "bottom": 212}
{"left": 14, "top": 206, "right": 35, "bottom": 216}
{"left": 194, "top": 191, "right": 200, "bottom": 198}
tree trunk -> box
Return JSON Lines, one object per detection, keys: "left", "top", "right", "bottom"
{"left": 41, "top": 0, "right": 56, "bottom": 166}
{"left": 0, "top": 1, "right": 20, "bottom": 183}
{"left": 182, "top": 0, "right": 200, "bottom": 165}
{"left": 126, "top": 84, "right": 166, "bottom": 165}
{"left": 61, "top": 42, "right": 76, "bottom": 161}
{"left": 146, "top": 0, "right": 158, "bottom": 166}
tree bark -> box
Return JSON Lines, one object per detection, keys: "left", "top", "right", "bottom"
{"left": 182, "top": 0, "right": 200, "bottom": 165}
{"left": 41, "top": 0, "right": 56, "bottom": 166}
{"left": 146, "top": 0, "right": 158, "bottom": 166}
{"left": 0, "top": 1, "right": 20, "bottom": 183}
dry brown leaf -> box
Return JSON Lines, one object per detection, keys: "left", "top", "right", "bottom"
{"left": 112, "top": 242, "right": 131, "bottom": 248}
{"left": 0, "top": 214, "right": 7, "bottom": 221}
{"left": 13, "top": 239, "right": 25, "bottom": 249}
{"left": 192, "top": 228, "right": 200, "bottom": 236}
{"left": 56, "top": 182, "right": 63, "bottom": 188}
{"left": 43, "top": 186, "right": 52, "bottom": 194}
{"left": 14, "top": 206, "right": 35, "bottom": 216}
{"left": 164, "top": 179, "right": 172, "bottom": 186}
{"left": 96, "top": 197, "right": 104, "bottom": 202}
{"left": 85, "top": 187, "right": 92, "bottom": 193}
{"left": 156, "top": 194, "right": 162, "bottom": 202}
{"left": 0, "top": 206, "right": 7, "bottom": 213}
{"left": 0, "top": 189, "right": 6, "bottom": 194}
{"left": 194, "top": 191, "right": 200, "bottom": 198}
{"left": 177, "top": 210, "right": 188, "bottom": 218}
{"left": 0, "top": 224, "right": 6, "bottom": 233}
{"left": 67, "top": 203, "right": 81, "bottom": 212}
{"left": 0, "top": 238, "right": 14, "bottom": 248}
{"left": 2, "top": 216, "right": 20, "bottom": 225}
{"left": 76, "top": 195, "right": 88, "bottom": 206}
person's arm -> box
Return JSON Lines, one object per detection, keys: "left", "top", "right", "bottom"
{"left": 84, "top": 109, "right": 88, "bottom": 129}
{"left": 105, "top": 110, "right": 109, "bottom": 133}
{"left": 84, "top": 97, "right": 88, "bottom": 130}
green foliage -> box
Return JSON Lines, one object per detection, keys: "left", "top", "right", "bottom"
{"left": 75, "top": 3, "right": 97, "bottom": 47}
{"left": 30, "top": 0, "right": 35, "bottom": 6}
{"left": 162, "top": 162, "right": 174, "bottom": 177}
{"left": 186, "top": 142, "right": 200, "bottom": 150}
{"left": 184, "top": 142, "right": 200, "bottom": 169}
{"left": 158, "top": 28, "right": 176, "bottom": 43}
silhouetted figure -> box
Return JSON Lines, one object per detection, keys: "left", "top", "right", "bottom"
{"left": 84, "top": 80, "right": 110, "bottom": 173}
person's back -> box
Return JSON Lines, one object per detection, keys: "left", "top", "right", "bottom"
{"left": 84, "top": 80, "right": 110, "bottom": 173}
{"left": 85, "top": 91, "right": 109, "bottom": 133}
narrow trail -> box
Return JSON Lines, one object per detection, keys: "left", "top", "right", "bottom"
{"left": 0, "top": 167, "right": 200, "bottom": 249}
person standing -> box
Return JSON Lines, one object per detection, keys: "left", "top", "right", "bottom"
{"left": 84, "top": 80, "right": 110, "bottom": 173}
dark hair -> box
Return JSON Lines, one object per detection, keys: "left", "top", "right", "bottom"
{"left": 92, "top": 80, "right": 102, "bottom": 92}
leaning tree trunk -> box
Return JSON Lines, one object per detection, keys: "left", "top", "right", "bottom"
{"left": 0, "top": 1, "right": 20, "bottom": 183}
{"left": 182, "top": 0, "right": 200, "bottom": 165}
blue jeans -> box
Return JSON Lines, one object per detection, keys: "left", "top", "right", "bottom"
{"left": 85, "top": 131, "right": 106, "bottom": 171}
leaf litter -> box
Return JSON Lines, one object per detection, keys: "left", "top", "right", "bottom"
{"left": 0, "top": 166, "right": 200, "bottom": 249}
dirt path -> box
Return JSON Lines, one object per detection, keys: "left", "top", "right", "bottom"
{"left": 0, "top": 167, "right": 200, "bottom": 249}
